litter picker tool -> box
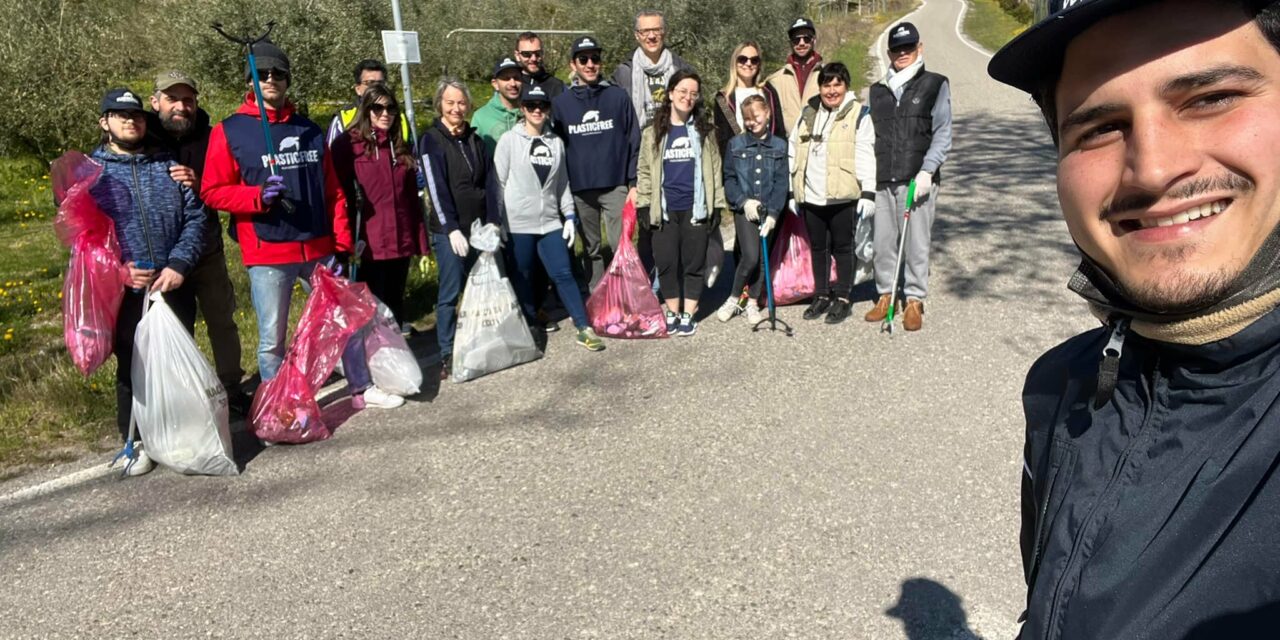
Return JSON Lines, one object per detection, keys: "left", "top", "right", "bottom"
{"left": 882, "top": 179, "right": 918, "bottom": 335}
{"left": 753, "top": 229, "right": 794, "bottom": 337}
{"left": 349, "top": 181, "right": 366, "bottom": 280}
{"left": 211, "top": 20, "right": 295, "bottom": 215}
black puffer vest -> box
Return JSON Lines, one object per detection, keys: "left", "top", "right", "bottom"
{"left": 869, "top": 69, "right": 945, "bottom": 189}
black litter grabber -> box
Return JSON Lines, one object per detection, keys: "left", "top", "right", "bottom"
{"left": 211, "top": 20, "right": 295, "bottom": 215}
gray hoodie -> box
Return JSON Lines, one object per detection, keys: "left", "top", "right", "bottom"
{"left": 493, "top": 123, "right": 576, "bottom": 235}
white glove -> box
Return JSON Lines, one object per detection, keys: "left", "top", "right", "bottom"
{"left": 788, "top": 198, "right": 799, "bottom": 216}
{"left": 743, "top": 199, "right": 762, "bottom": 222}
{"left": 448, "top": 229, "right": 469, "bottom": 257}
{"left": 913, "top": 171, "right": 933, "bottom": 202}
{"left": 857, "top": 198, "right": 876, "bottom": 219}
{"left": 759, "top": 216, "right": 776, "bottom": 237}
{"left": 563, "top": 218, "right": 577, "bottom": 247}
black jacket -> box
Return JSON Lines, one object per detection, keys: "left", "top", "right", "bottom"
{"left": 418, "top": 119, "right": 499, "bottom": 236}
{"left": 868, "top": 70, "right": 946, "bottom": 189}
{"left": 1019, "top": 309, "right": 1280, "bottom": 639}
{"left": 145, "top": 107, "right": 220, "bottom": 254}
{"left": 522, "top": 69, "right": 565, "bottom": 100}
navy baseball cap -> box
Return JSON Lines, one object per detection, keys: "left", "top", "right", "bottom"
{"left": 492, "top": 56, "right": 521, "bottom": 78}
{"left": 520, "top": 83, "right": 551, "bottom": 105}
{"left": 787, "top": 17, "right": 816, "bottom": 37}
{"left": 989, "top": 0, "right": 1143, "bottom": 93}
{"left": 570, "top": 36, "right": 603, "bottom": 56}
{"left": 887, "top": 22, "right": 920, "bottom": 49}
{"left": 100, "top": 87, "right": 146, "bottom": 114}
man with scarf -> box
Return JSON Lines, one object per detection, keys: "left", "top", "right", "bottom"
{"left": 864, "top": 22, "right": 952, "bottom": 332}
{"left": 766, "top": 17, "right": 824, "bottom": 135}
{"left": 612, "top": 9, "right": 695, "bottom": 128}
{"left": 988, "top": 0, "right": 1280, "bottom": 637}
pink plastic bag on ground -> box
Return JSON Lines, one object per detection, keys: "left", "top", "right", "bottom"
{"left": 586, "top": 202, "right": 668, "bottom": 339}
{"left": 763, "top": 212, "right": 838, "bottom": 307}
{"left": 250, "top": 265, "right": 377, "bottom": 444}
{"left": 52, "top": 151, "right": 128, "bottom": 376}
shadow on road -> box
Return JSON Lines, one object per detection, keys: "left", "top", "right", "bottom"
{"left": 886, "top": 577, "right": 986, "bottom": 640}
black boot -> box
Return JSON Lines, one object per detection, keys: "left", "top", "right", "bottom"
{"left": 824, "top": 298, "right": 853, "bottom": 324}
{"left": 803, "top": 295, "right": 831, "bottom": 320}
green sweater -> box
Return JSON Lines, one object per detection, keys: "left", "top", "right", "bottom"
{"left": 470, "top": 93, "right": 520, "bottom": 155}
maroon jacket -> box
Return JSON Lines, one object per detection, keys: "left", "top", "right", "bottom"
{"left": 330, "top": 128, "right": 429, "bottom": 260}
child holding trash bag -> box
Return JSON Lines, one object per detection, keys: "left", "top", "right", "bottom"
{"left": 494, "top": 84, "right": 606, "bottom": 352}
{"left": 90, "top": 88, "right": 207, "bottom": 476}
{"left": 330, "top": 85, "right": 429, "bottom": 325}
{"left": 717, "top": 94, "right": 788, "bottom": 326}
{"left": 635, "top": 70, "right": 727, "bottom": 337}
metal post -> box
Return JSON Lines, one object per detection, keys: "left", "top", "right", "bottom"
{"left": 389, "top": 0, "right": 419, "bottom": 149}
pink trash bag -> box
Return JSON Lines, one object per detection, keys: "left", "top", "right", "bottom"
{"left": 763, "top": 212, "right": 838, "bottom": 307}
{"left": 586, "top": 202, "right": 668, "bottom": 339}
{"left": 52, "top": 151, "right": 129, "bottom": 376}
{"left": 250, "top": 265, "right": 378, "bottom": 444}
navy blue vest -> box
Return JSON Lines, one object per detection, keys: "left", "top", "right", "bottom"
{"left": 222, "top": 113, "right": 329, "bottom": 243}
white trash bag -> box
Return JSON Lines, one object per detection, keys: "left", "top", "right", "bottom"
{"left": 452, "top": 221, "right": 542, "bottom": 383}
{"left": 131, "top": 293, "right": 238, "bottom": 476}
{"left": 365, "top": 300, "right": 422, "bottom": 396}
{"left": 853, "top": 214, "right": 874, "bottom": 286}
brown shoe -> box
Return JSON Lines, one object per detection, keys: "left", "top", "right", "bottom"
{"left": 865, "top": 294, "right": 892, "bottom": 322}
{"left": 904, "top": 299, "right": 924, "bottom": 331}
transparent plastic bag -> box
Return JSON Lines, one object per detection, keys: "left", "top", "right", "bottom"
{"left": 764, "top": 212, "right": 838, "bottom": 306}
{"left": 249, "top": 265, "right": 377, "bottom": 443}
{"left": 854, "top": 214, "right": 874, "bottom": 286}
{"left": 131, "top": 293, "right": 237, "bottom": 475}
{"left": 365, "top": 300, "right": 421, "bottom": 396}
{"left": 587, "top": 202, "right": 668, "bottom": 339}
{"left": 452, "top": 221, "right": 542, "bottom": 382}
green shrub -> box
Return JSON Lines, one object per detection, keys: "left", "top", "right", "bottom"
{"left": 997, "top": 0, "right": 1034, "bottom": 24}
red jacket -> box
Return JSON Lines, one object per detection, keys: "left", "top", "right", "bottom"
{"left": 330, "top": 128, "right": 429, "bottom": 261}
{"left": 201, "top": 94, "right": 352, "bottom": 266}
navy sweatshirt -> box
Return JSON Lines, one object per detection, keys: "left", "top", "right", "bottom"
{"left": 551, "top": 81, "right": 639, "bottom": 193}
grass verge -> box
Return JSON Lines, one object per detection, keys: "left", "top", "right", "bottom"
{"left": 962, "top": 0, "right": 1030, "bottom": 54}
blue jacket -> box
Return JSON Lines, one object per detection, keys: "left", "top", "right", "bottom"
{"left": 1019, "top": 308, "right": 1280, "bottom": 639}
{"left": 551, "top": 81, "right": 639, "bottom": 193}
{"left": 89, "top": 146, "right": 206, "bottom": 274}
{"left": 722, "top": 131, "right": 788, "bottom": 220}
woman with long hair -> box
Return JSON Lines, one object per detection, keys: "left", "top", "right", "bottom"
{"left": 635, "top": 70, "right": 726, "bottom": 337}
{"left": 713, "top": 41, "right": 785, "bottom": 155}
{"left": 331, "top": 84, "right": 428, "bottom": 326}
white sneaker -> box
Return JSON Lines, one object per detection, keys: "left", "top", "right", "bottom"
{"left": 716, "top": 298, "right": 743, "bottom": 322}
{"left": 359, "top": 386, "right": 405, "bottom": 409}
{"left": 744, "top": 300, "right": 763, "bottom": 324}
{"left": 111, "top": 445, "right": 155, "bottom": 477}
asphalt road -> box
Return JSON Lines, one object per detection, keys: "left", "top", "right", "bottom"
{"left": 0, "top": 2, "right": 1092, "bottom": 638}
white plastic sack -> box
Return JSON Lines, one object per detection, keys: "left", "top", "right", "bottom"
{"left": 131, "top": 293, "right": 238, "bottom": 476}
{"left": 365, "top": 300, "right": 422, "bottom": 395}
{"left": 854, "top": 214, "right": 874, "bottom": 286}
{"left": 452, "top": 221, "right": 542, "bottom": 382}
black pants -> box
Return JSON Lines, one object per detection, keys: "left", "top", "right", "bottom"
{"left": 803, "top": 202, "right": 856, "bottom": 299}
{"left": 731, "top": 214, "right": 767, "bottom": 298}
{"left": 187, "top": 247, "right": 244, "bottom": 390}
{"left": 358, "top": 256, "right": 412, "bottom": 325}
{"left": 652, "top": 209, "right": 710, "bottom": 303}
{"left": 114, "top": 286, "right": 198, "bottom": 442}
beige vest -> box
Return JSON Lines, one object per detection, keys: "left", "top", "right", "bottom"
{"left": 766, "top": 62, "right": 822, "bottom": 134}
{"left": 790, "top": 98, "right": 861, "bottom": 204}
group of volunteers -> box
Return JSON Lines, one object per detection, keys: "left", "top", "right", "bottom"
{"left": 79, "top": 11, "right": 951, "bottom": 475}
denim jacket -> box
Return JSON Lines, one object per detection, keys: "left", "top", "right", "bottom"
{"left": 722, "top": 131, "right": 788, "bottom": 220}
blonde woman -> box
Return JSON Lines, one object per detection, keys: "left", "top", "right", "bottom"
{"left": 713, "top": 41, "right": 785, "bottom": 155}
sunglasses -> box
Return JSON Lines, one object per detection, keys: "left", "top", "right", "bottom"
{"left": 575, "top": 53, "right": 602, "bottom": 65}
{"left": 791, "top": 34, "right": 814, "bottom": 45}
{"left": 517, "top": 49, "right": 543, "bottom": 59}
{"left": 370, "top": 104, "right": 399, "bottom": 116}
{"left": 736, "top": 55, "right": 761, "bottom": 66}
{"left": 107, "top": 110, "right": 145, "bottom": 120}
{"left": 257, "top": 69, "right": 290, "bottom": 82}
{"left": 522, "top": 101, "right": 551, "bottom": 113}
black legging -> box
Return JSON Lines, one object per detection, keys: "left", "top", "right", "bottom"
{"left": 730, "top": 214, "right": 767, "bottom": 299}
{"left": 358, "top": 256, "right": 412, "bottom": 325}
{"left": 652, "top": 209, "right": 711, "bottom": 303}
{"left": 802, "top": 202, "right": 856, "bottom": 299}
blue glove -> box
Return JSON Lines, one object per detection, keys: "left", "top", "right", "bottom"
{"left": 261, "top": 175, "right": 287, "bottom": 206}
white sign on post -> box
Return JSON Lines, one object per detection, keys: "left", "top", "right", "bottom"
{"left": 381, "top": 30, "right": 421, "bottom": 64}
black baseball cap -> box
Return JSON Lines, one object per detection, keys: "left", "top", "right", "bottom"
{"left": 100, "top": 88, "right": 146, "bottom": 114}
{"left": 245, "top": 39, "right": 291, "bottom": 80}
{"left": 787, "top": 17, "right": 816, "bottom": 37}
{"left": 989, "top": 0, "right": 1142, "bottom": 93}
{"left": 492, "top": 56, "right": 522, "bottom": 78}
{"left": 520, "top": 83, "right": 551, "bottom": 105}
{"left": 887, "top": 22, "right": 920, "bottom": 49}
{"left": 570, "top": 36, "right": 603, "bottom": 56}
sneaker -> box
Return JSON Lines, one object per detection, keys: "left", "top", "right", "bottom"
{"left": 358, "top": 386, "right": 405, "bottom": 409}
{"left": 716, "top": 297, "right": 743, "bottom": 322}
{"left": 111, "top": 445, "right": 154, "bottom": 477}
{"left": 824, "top": 298, "right": 853, "bottom": 324}
{"left": 536, "top": 309, "right": 560, "bottom": 333}
{"left": 803, "top": 295, "right": 832, "bottom": 320}
{"left": 576, "top": 327, "right": 606, "bottom": 351}
{"left": 400, "top": 322, "right": 413, "bottom": 336}
{"left": 677, "top": 313, "right": 697, "bottom": 336}
{"left": 665, "top": 310, "right": 679, "bottom": 334}
{"left": 744, "top": 299, "right": 763, "bottom": 324}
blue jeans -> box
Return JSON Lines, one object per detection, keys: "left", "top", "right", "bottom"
{"left": 432, "top": 232, "right": 477, "bottom": 359}
{"left": 247, "top": 259, "right": 371, "bottom": 390}
{"left": 509, "top": 231, "right": 589, "bottom": 329}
